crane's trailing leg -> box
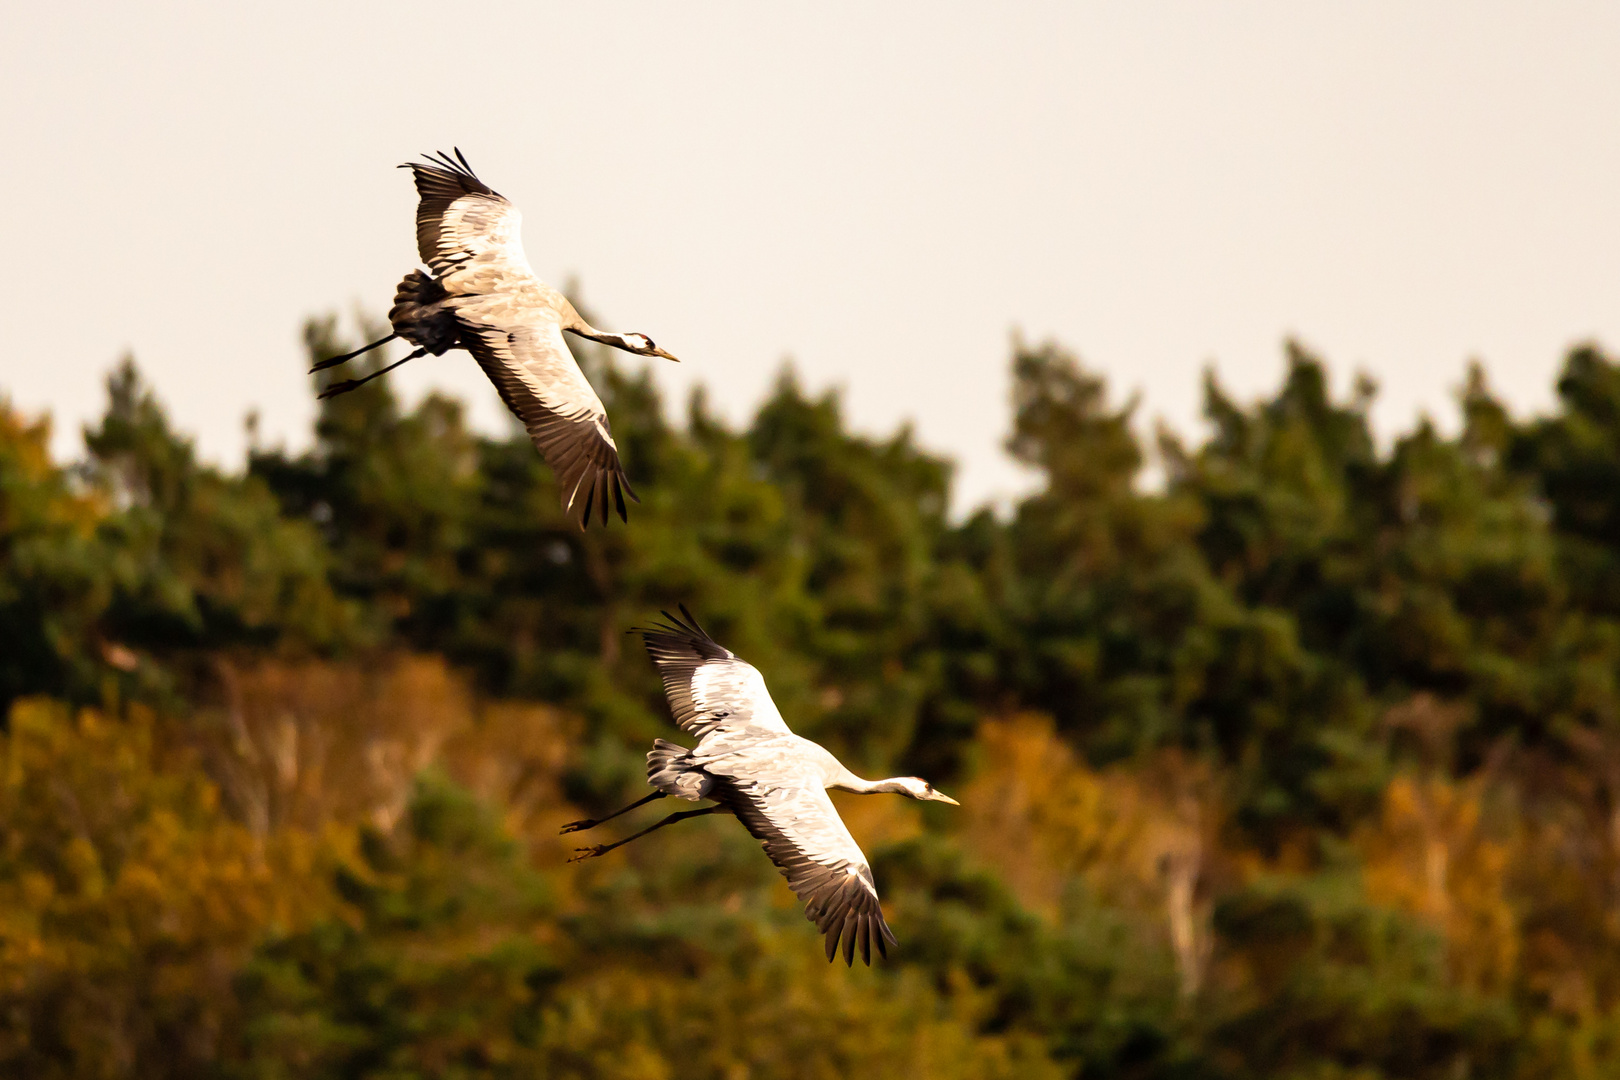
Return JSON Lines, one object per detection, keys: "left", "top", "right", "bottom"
{"left": 559, "top": 790, "right": 666, "bottom": 834}
{"left": 568, "top": 805, "right": 723, "bottom": 862}
{"left": 309, "top": 332, "right": 398, "bottom": 373}
{"left": 317, "top": 348, "right": 427, "bottom": 400}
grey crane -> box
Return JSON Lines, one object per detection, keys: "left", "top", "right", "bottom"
{"left": 562, "top": 608, "right": 959, "bottom": 966}
{"left": 315, "top": 150, "right": 678, "bottom": 527}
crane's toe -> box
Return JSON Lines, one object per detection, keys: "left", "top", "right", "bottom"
{"left": 558, "top": 819, "right": 597, "bottom": 834}
{"left": 317, "top": 380, "right": 360, "bottom": 400}
{"left": 568, "top": 845, "right": 609, "bottom": 863}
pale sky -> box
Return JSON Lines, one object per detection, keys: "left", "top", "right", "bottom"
{"left": 2, "top": 3, "right": 1617, "bottom": 512}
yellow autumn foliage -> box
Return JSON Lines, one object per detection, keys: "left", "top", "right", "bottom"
{"left": 199, "top": 654, "right": 578, "bottom": 846}
{"left": 0, "top": 698, "right": 343, "bottom": 1074}
{"left": 1356, "top": 773, "right": 1519, "bottom": 993}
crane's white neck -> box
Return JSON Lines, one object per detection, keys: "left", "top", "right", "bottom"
{"left": 830, "top": 773, "right": 921, "bottom": 797}
{"left": 828, "top": 769, "right": 957, "bottom": 804}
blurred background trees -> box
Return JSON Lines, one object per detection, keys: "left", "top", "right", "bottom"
{"left": 4, "top": 321, "right": 1620, "bottom": 1077}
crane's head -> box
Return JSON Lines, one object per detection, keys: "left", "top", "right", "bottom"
{"left": 894, "top": 777, "right": 960, "bottom": 805}
{"left": 617, "top": 333, "right": 680, "bottom": 362}
{"left": 566, "top": 321, "right": 682, "bottom": 361}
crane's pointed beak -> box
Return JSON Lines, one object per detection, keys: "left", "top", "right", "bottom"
{"left": 926, "top": 791, "right": 960, "bottom": 806}
{"left": 650, "top": 346, "right": 680, "bottom": 363}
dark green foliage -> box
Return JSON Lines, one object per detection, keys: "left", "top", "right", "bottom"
{"left": 1207, "top": 878, "right": 1519, "bottom": 1079}
{"left": 231, "top": 773, "right": 561, "bottom": 1078}
{"left": 0, "top": 406, "right": 107, "bottom": 712}
{"left": 85, "top": 358, "right": 352, "bottom": 658}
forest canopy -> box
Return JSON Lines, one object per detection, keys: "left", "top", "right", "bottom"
{"left": 3, "top": 321, "right": 1620, "bottom": 1078}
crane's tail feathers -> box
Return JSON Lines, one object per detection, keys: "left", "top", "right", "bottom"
{"left": 388, "top": 270, "right": 459, "bottom": 356}
{"left": 646, "top": 738, "right": 710, "bottom": 800}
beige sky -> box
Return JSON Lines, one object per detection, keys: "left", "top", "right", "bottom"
{"left": 2, "top": 2, "right": 1617, "bottom": 511}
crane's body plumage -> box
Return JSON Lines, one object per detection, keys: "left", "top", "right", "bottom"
{"left": 566, "top": 608, "right": 958, "bottom": 966}
{"left": 320, "top": 150, "right": 677, "bottom": 527}
{"left": 648, "top": 727, "right": 894, "bottom": 966}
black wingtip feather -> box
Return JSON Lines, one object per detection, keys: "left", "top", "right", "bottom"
{"left": 578, "top": 481, "right": 595, "bottom": 529}
{"left": 632, "top": 607, "right": 733, "bottom": 670}
{"left": 566, "top": 462, "right": 634, "bottom": 529}
{"left": 402, "top": 149, "right": 498, "bottom": 199}
{"left": 675, "top": 603, "right": 710, "bottom": 638}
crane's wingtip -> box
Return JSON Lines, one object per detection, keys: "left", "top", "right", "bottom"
{"left": 676, "top": 603, "right": 710, "bottom": 636}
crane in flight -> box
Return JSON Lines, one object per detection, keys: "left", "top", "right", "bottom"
{"left": 563, "top": 608, "right": 959, "bottom": 966}
{"left": 315, "top": 150, "right": 678, "bottom": 527}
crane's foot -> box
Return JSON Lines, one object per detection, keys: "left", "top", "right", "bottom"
{"left": 568, "top": 845, "right": 609, "bottom": 863}
{"left": 317, "top": 380, "right": 360, "bottom": 400}
{"left": 559, "top": 818, "right": 598, "bottom": 834}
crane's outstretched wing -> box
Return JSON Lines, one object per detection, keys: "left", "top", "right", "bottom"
{"left": 719, "top": 777, "right": 896, "bottom": 965}
{"left": 403, "top": 150, "right": 527, "bottom": 277}
{"left": 460, "top": 319, "right": 636, "bottom": 527}
{"left": 638, "top": 608, "right": 792, "bottom": 738}
{"left": 402, "top": 151, "right": 629, "bottom": 528}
